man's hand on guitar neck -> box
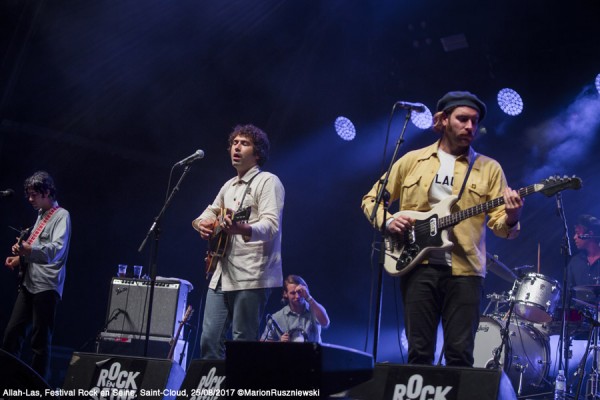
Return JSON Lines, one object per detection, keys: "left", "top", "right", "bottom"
{"left": 502, "top": 187, "right": 524, "bottom": 227}
{"left": 387, "top": 215, "right": 415, "bottom": 235}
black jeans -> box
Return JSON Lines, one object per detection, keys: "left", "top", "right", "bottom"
{"left": 400, "top": 264, "right": 483, "bottom": 366}
{"left": 2, "top": 287, "right": 60, "bottom": 380}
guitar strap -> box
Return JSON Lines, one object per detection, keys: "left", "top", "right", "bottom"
{"left": 456, "top": 152, "right": 478, "bottom": 201}
{"left": 26, "top": 206, "right": 60, "bottom": 245}
{"left": 236, "top": 171, "right": 261, "bottom": 213}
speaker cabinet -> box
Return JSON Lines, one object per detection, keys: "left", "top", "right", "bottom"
{"left": 177, "top": 360, "right": 226, "bottom": 399}
{"left": 225, "top": 341, "right": 373, "bottom": 396}
{"left": 105, "top": 278, "right": 191, "bottom": 338}
{"left": 62, "top": 352, "right": 185, "bottom": 399}
{"left": 346, "top": 363, "right": 517, "bottom": 400}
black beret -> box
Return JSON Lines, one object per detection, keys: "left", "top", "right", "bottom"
{"left": 436, "top": 91, "right": 487, "bottom": 122}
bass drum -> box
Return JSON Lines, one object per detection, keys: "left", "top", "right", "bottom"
{"left": 474, "top": 316, "right": 550, "bottom": 395}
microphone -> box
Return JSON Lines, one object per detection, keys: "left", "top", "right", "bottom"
{"left": 266, "top": 314, "right": 284, "bottom": 335}
{"left": 578, "top": 234, "right": 599, "bottom": 239}
{"left": 175, "top": 150, "right": 204, "bottom": 166}
{"left": 396, "top": 101, "right": 426, "bottom": 113}
{"left": 0, "top": 189, "right": 14, "bottom": 198}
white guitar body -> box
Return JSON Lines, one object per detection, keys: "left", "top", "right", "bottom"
{"left": 381, "top": 175, "right": 582, "bottom": 277}
{"left": 383, "top": 195, "right": 457, "bottom": 277}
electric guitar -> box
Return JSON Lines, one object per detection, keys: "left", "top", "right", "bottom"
{"left": 13, "top": 227, "right": 32, "bottom": 289}
{"left": 168, "top": 304, "right": 193, "bottom": 361}
{"left": 383, "top": 175, "right": 582, "bottom": 277}
{"left": 205, "top": 206, "right": 251, "bottom": 278}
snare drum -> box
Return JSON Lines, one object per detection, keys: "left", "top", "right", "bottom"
{"left": 475, "top": 316, "right": 550, "bottom": 395}
{"left": 511, "top": 273, "right": 561, "bottom": 323}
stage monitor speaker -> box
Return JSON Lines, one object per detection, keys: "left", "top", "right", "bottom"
{"left": 62, "top": 352, "right": 185, "bottom": 399}
{"left": 0, "top": 349, "right": 52, "bottom": 392}
{"left": 346, "top": 363, "right": 517, "bottom": 400}
{"left": 177, "top": 360, "right": 226, "bottom": 399}
{"left": 96, "top": 332, "right": 188, "bottom": 366}
{"left": 105, "top": 277, "right": 191, "bottom": 338}
{"left": 226, "top": 341, "right": 373, "bottom": 396}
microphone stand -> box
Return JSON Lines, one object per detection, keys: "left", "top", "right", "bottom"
{"left": 556, "top": 192, "right": 573, "bottom": 379}
{"left": 368, "top": 105, "right": 412, "bottom": 362}
{"left": 138, "top": 165, "right": 194, "bottom": 356}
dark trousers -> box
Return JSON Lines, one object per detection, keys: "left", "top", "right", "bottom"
{"left": 2, "top": 288, "right": 60, "bottom": 380}
{"left": 400, "top": 264, "right": 483, "bottom": 367}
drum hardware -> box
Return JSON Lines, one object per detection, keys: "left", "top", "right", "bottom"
{"left": 572, "top": 303, "right": 600, "bottom": 400}
{"left": 483, "top": 292, "right": 509, "bottom": 317}
{"left": 475, "top": 312, "right": 551, "bottom": 396}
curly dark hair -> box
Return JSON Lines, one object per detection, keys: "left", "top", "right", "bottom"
{"left": 228, "top": 124, "right": 270, "bottom": 166}
{"left": 24, "top": 171, "right": 57, "bottom": 199}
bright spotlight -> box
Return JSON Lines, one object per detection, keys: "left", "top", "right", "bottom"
{"left": 334, "top": 116, "right": 356, "bottom": 141}
{"left": 497, "top": 88, "right": 524, "bottom": 116}
{"left": 595, "top": 73, "right": 600, "bottom": 94}
{"left": 410, "top": 106, "right": 433, "bottom": 129}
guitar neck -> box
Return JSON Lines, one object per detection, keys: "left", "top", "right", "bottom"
{"left": 439, "top": 184, "right": 535, "bottom": 229}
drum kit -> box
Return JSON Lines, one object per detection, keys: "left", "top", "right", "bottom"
{"left": 478, "top": 254, "right": 600, "bottom": 398}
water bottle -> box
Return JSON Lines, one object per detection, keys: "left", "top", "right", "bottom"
{"left": 554, "top": 369, "right": 566, "bottom": 400}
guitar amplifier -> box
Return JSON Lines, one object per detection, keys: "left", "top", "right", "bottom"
{"left": 105, "top": 277, "right": 192, "bottom": 338}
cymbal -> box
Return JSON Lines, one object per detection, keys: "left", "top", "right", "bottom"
{"left": 486, "top": 252, "right": 517, "bottom": 283}
{"left": 574, "top": 285, "right": 600, "bottom": 296}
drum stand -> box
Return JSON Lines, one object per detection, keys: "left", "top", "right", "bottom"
{"left": 490, "top": 300, "right": 529, "bottom": 394}
{"left": 574, "top": 304, "right": 600, "bottom": 400}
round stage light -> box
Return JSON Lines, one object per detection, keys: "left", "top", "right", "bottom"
{"left": 497, "top": 88, "right": 524, "bottom": 116}
{"left": 410, "top": 105, "right": 433, "bottom": 129}
{"left": 334, "top": 116, "right": 356, "bottom": 141}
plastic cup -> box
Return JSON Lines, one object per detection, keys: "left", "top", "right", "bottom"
{"left": 117, "top": 264, "right": 127, "bottom": 277}
{"left": 133, "top": 265, "right": 143, "bottom": 279}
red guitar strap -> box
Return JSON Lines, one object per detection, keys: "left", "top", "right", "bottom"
{"left": 26, "top": 206, "right": 60, "bottom": 245}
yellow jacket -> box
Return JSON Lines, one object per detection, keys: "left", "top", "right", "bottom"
{"left": 361, "top": 141, "right": 520, "bottom": 277}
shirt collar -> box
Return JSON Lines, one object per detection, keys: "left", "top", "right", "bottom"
{"left": 233, "top": 165, "right": 261, "bottom": 186}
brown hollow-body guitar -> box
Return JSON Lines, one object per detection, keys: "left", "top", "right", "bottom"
{"left": 205, "top": 206, "right": 251, "bottom": 278}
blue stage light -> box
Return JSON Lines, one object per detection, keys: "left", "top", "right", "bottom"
{"left": 497, "top": 88, "right": 524, "bottom": 116}
{"left": 410, "top": 106, "right": 433, "bottom": 129}
{"left": 595, "top": 73, "right": 600, "bottom": 94}
{"left": 334, "top": 116, "right": 356, "bottom": 141}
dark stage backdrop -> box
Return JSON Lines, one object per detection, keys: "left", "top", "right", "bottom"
{"left": 1, "top": 0, "right": 599, "bottom": 367}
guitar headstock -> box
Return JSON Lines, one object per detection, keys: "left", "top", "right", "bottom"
{"left": 182, "top": 305, "right": 194, "bottom": 323}
{"left": 538, "top": 175, "right": 582, "bottom": 197}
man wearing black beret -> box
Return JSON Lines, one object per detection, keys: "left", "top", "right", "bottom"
{"left": 362, "top": 91, "right": 524, "bottom": 366}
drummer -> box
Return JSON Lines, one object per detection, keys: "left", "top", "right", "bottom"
{"left": 260, "top": 274, "right": 330, "bottom": 343}
{"left": 569, "top": 214, "right": 600, "bottom": 304}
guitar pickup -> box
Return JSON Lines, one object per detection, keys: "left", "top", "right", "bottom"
{"left": 429, "top": 217, "right": 438, "bottom": 236}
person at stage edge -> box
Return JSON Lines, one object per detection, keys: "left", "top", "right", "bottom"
{"left": 361, "top": 91, "right": 524, "bottom": 367}
{"left": 568, "top": 214, "right": 600, "bottom": 303}
{"left": 3, "top": 171, "right": 71, "bottom": 380}
{"left": 192, "top": 124, "right": 284, "bottom": 359}
{"left": 261, "top": 274, "right": 330, "bottom": 343}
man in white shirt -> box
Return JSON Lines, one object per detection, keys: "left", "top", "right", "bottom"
{"left": 193, "top": 124, "right": 284, "bottom": 359}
